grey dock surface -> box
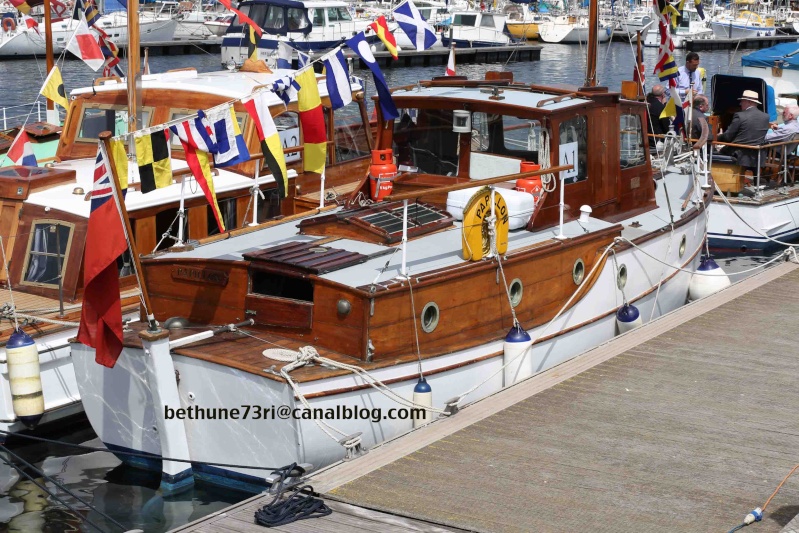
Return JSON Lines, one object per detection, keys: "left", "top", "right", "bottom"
{"left": 173, "top": 260, "right": 799, "bottom": 533}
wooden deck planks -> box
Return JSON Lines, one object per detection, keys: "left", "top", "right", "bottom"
{"left": 170, "top": 261, "right": 799, "bottom": 533}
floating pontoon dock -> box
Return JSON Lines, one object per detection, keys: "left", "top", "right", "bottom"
{"left": 172, "top": 260, "right": 799, "bottom": 533}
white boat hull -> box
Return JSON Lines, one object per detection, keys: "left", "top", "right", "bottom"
{"left": 539, "top": 22, "right": 612, "bottom": 43}
{"left": 709, "top": 194, "right": 799, "bottom": 251}
{"left": 72, "top": 181, "right": 708, "bottom": 492}
{"left": 0, "top": 17, "right": 177, "bottom": 58}
{"left": 709, "top": 20, "right": 776, "bottom": 39}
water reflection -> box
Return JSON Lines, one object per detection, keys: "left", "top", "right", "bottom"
{"left": 1, "top": 426, "right": 246, "bottom": 533}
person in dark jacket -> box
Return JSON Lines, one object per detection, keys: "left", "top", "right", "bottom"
{"left": 689, "top": 95, "right": 713, "bottom": 149}
{"left": 717, "top": 89, "right": 770, "bottom": 169}
{"left": 645, "top": 84, "right": 671, "bottom": 136}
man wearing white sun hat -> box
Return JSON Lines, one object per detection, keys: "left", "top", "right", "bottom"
{"left": 717, "top": 89, "right": 770, "bottom": 169}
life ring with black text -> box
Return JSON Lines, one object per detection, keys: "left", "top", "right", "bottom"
{"left": 2, "top": 18, "right": 16, "bottom": 32}
{"left": 462, "top": 187, "right": 509, "bottom": 261}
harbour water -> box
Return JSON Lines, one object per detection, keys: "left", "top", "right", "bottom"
{"left": 0, "top": 42, "right": 789, "bottom": 532}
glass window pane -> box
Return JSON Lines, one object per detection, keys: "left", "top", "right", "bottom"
{"left": 480, "top": 15, "right": 494, "bottom": 27}
{"left": 620, "top": 114, "right": 645, "bottom": 168}
{"left": 334, "top": 100, "right": 370, "bottom": 162}
{"left": 263, "top": 5, "right": 285, "bottom": 29}
{"left": 276, "top": 112, "right": 301, "bottom": 163}
{"left": 393, "top": 108, "right": 459, "bottom": 174}
{"left": 23, "top": 222, "right": 71, "bottom": 285}
{"left": 336, "top": 7, "right": 352, "bottom": 21}
{"left": 287, "top": 8, "right": 308, "bottom": 30}
{"left": 454, "top": 14, "right": 476, "bottom": 26}
{"left": 77, "top": 105, "right": 151, "bottom": 141}
{"left": 326, "top": 8, "right": 338, "bottom": 22}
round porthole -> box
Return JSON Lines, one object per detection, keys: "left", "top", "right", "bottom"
{"left": 421, "top": 302, "right": 440, "bottom": 333}
{"left": 617, "top": 264, "right": 628, "bottom": 290}
{"left": 679, "top": 235, "right": 687, "bottom": 258}
{"left": 573, "top": 258, "right": 585, "bottom": 285}
{"left": 509, "top": 278, "right": 523, "bottom": 308}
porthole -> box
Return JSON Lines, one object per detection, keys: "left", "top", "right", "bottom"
{"left": 421, "top": 302, "right": 440, "bottom": 333}
{"left": 679, "top": 235, "right": 687, "bottom": 258}
{"left": 509, "top": 278, "right": 523, "bottom": 308}
{"left": 573, "top": 258, "right": 585, "bottom": 285}
{"left": 617, "top": 264, "right": 627, "bottom": 290}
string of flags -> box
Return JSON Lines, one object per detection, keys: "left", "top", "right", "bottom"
{"left": 653, "top": 0, "right": 686, "bottom": 134}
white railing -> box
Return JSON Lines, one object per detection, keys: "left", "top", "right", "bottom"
{"left": 1, "top": 101, "right": 44, "bottom": 130}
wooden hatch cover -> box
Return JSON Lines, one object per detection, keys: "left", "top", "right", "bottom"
{"left": 243, "top": 240, "right": 371, "bottom": 275}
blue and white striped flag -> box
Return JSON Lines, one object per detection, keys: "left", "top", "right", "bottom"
{"left": 298, "top": 50, "right": 310, "bottom": 68}
{"left": 393, "top": 0, "right": 437, "bottom": 51}
{"left": 321, "top": 49, "right": 352, "bottom": 110}
{"left": 277, "top": 41, "right": 293, "bottom": 69}
{"left": 272, "top": 75, "right": 300, "bottom": 105}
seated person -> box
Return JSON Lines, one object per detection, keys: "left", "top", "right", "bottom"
{"left": 689, "top": 95, "right": 713, "bottom": 149}
{"left": 765, "top": 104, "right": 799, "bottom": 145}
{"left": 645, "top": 84, "right": 671, "bottom": 137}
{"left": 717, "top": 90, "right": 770, "bottom": 169}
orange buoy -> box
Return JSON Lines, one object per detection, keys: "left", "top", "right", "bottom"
{"left": 2, "top": 17, "right": 16, "bottom": 32}
{"left": 369, "top": 149, "right": 397, "bottom": 201}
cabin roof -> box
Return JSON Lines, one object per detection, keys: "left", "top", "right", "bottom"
{"left": 70, "top": 69, "right": 361, "bottom": 103}
{"left": 391, "top": 85, "right": 592, "bottom": 112}
{"left": 24, "top": 158, "right": 293, "bottom": 218}
{"left": 151, "top": 206, "right": 617, "bottom": 289}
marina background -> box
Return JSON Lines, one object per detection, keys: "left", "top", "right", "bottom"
{"left": 0, "top": 42, "right": 786, "bottom": 532}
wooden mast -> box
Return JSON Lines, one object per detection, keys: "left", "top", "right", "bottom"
{"left": 584, "top": 0, "right": 599, "bottom": 88}
{"left": 127, "top": 0, "right": 141, "bottom": 133}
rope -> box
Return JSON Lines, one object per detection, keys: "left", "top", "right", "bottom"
{"left": 253, "top": 464, "right": 331, "bottom": 527}
{"left": 0, "top": 236, "right": 19, "bottom": 330}
{"left": 9, "top": 313, "right": 80, "bottom": 327}
{"left": 762, "top": 463, "right": 799, "bottom": 512}
{"left": 496, "top": 253, "right": 520, "bottom": 328}
{"left": 452, "top": 240, "right": 617, "bottom": 405}
{"left": 406, "top": 271, "right": 424, "bottom": 378}
{"left": 713, "top": 181, "right": 799, "bottom": 248}
{"left": 648, "top": 223, "right": 675, "bottom": 322}
{"left": 0, "top": 429, "right": 284, "bottom": 471}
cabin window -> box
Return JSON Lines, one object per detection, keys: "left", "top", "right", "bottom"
{"left": 309, "top": 8, "right": 325, "bottom": 26}
{"left": 326, "top": 7, "right": 352, "bottom": 22}
{"left": 393, "top": 108, "right": 459, "bottom": 174}
{"left": 76, "top": 104, "right": 152, "bottom": 141}
{"left": 453, "top": 14, "right": 476, "bottom": 26}
{"left": 263, "top": 5, "right": 285, "bottom": 29}
{"left": 480, "top": 14, "right": 495, "bottom": 28}
{"left": 620, "top": 114, "right": 645, "bottom": 169}
{"left": 251, "top": 270, "right": 313, "bottom": 302}
{"left": 234, "top": 3, "right": 268, "bottom": 27}
{"left": 276, "top": 111, "right": 302, "bottom": 163}
{"left": 20, "top": 220, "right": 74, "bottom": 288}
{"left": 287, "top": 8, "right": 308, "bottom": 30}
{"left": 558, "top": 115, "right": 587, "bottom": 183}
{"left": 470, "top": 113, "right": 542, "bottom": 162}
{"left": 334, "top": 101, "right": 370, "bottom": 162}
{"left": 208, "top": 197, "right": 237, "bottom": 236}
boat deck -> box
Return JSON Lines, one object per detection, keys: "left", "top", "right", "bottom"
{"left": 172, "top": 260, "right": 799, "bottom": 532}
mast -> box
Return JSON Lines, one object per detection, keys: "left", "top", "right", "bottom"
{"left": 127, "top": 0, "right": 141, "bottom": 134}
{"left": 584, "top": 0, "right": 598, "bottom": 87}
{"left": 43, "top": 0, "right": 57, "bottom": 124}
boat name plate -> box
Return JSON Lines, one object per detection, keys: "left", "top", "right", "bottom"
{"left": 171, "top": 267, "right": 229, "bottom": 287}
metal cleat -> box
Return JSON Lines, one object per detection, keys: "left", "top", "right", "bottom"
{"left": 339, "top": 432, "right": 367, "bottom": 461}
{"left": 440, "top": 396, "right": 460, "bottom": 417}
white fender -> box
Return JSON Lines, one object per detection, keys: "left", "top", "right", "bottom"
{"left": 6, "top": 329, "right": 44, "bottom": 429}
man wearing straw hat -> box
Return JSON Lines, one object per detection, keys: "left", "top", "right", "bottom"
{"left": 717, "top": 89, "right": 770, "bottom": 170}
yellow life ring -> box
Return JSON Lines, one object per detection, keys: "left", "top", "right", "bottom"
{"left": 462, "top": 187, "right": 509, "bottom": 261}
{"left": 2, "top": 18, "right": 16, "bottom": 32}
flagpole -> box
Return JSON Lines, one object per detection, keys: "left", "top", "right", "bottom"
{"left": 99, "top": 131, "right": 159, "bottom": 332}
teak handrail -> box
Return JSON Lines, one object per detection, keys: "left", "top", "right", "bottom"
{"left": 384, "top": 164, "right": 573, "bottom": 202}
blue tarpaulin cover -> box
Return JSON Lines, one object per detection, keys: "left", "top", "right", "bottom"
{"left": 742, "top": 43, "right": 799, "bottom": 70}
